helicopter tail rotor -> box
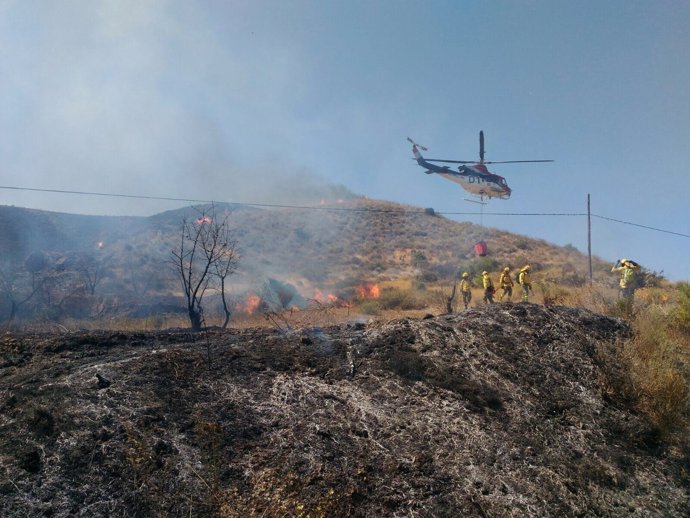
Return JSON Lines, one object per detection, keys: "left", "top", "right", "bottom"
{"left": 407, "top": 137, "right": 428, "bottom": 152}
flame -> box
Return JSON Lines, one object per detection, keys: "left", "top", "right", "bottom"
{"left": 356, "top": 283, "right": 380, "bottom": 299}
{"left": 241, "top": 295, "right": 261, "bottom": 315}
{"left": 314, "top": 288, "right": 338, "bottom": 305}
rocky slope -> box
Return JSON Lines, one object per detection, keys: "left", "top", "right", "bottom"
{"left": 1, "top": 304, "right": 687, "bottom": 517}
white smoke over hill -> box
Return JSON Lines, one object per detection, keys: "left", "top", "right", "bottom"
{"left": 0, "top": 1, "right": 343, "bottom": 216}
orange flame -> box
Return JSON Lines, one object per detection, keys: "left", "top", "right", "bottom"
{"left": 314, "top": 288, "right": 338, "bottom": 304}
{"left": 356, "top": 283, "right": 380, "bottom": 299}
{"left": 243, "top": 295, "right": 261, "bottom": 315}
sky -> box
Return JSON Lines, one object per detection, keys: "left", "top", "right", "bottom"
{"left": 1, "top": 0, "right": 689, "bottom": 280}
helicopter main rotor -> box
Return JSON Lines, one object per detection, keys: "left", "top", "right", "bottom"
{"left": 422, "top": 130, "right": 553, "bottom": 165}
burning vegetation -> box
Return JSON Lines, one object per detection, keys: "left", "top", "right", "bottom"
{"left": 238, "top": 294, "right": 262, "bottom": 315}
{"left": 355, "top": 282, "right": 380, "bottom": 300}
{"left": 233, "top": 280, "right": 378, "bottom": 319}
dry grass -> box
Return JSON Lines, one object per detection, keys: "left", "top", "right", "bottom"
{"left": 530, "top": 282, "right": 690, "bottom": 442}
{"left": 622, "top": 305, "right": 690, "bottom": 438}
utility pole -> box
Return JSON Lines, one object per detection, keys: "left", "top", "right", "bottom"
{"left": 587, "top": 194, "right": 593, "bottom": 285}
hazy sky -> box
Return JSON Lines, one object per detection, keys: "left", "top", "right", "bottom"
{"left": 1, "top": 0, "right": 689, "bottom": 280}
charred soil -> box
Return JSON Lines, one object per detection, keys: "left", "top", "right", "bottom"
{"left": 0, "top": 304, "right": 688, "bottom": 517}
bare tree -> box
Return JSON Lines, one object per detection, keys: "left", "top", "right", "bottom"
{"left": 214, "top": 244, "right": 238, "bottom": 329}
{"left": 123, "top": 251, "right": 158, "bottom": 298}
{"left": 170, "top": 205, "right": 238, "bottom": 331}
{"left": 75, "top": 252, "right": 105, "bottom": 296}
{"left": 0, "top": 255, "right": 48, "bottom": 328}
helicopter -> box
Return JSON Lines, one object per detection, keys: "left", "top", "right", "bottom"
{"left": 408, "top": 131, "right": 553, "bottom": 201}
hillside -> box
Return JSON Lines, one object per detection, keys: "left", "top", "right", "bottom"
{"left": 0, "top": 199, "right": 612, "bottom": 326}
{"left": 147, "top": 198, "right": 605, "bottom": 291}
{"left": 1, "top": 304, "right": 687, "bottom": 517}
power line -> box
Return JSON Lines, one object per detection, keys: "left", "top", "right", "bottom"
{"left": 438, "top": 211, "right": 586, "bottom": 217}
{"left": 591, "top": 214, "right": 690, "bottom": 239}
{"left": 0, "top": 184, "right": 687, "bottom": 238}
{"left": 0, "top": 185, "right": 417, "bottom": 213}
{"left": 0, "top": 185, "right": 586, "bottom": 216}
{"left": 0, "top": 185, "right": 212, "bottom": 205}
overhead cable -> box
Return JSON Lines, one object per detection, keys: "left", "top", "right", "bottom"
{"left": 0, "top": 184, "right": 687, "bottom": 238}
{"left": 591, "top": 214, "right": 690, "bottom": 239}
{"left": 0, "top": 185, "right": 408, "bottom": 213}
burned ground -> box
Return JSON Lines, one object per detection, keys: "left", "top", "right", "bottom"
{"left": 0, "top": 304, "right": 687, "bottom": 517}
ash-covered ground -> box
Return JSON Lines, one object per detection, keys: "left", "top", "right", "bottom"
{"left": 1, "top": 304, "right": 688, "bottom": 517}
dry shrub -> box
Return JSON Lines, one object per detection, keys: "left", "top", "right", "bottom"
{"left": 623, "top": 306, "right": 690, "bottom": 438}
{"left": 356, "top": 288, "right": 429, "bottom": 316}
{"left": 356, "top": 299, "right": 382, "bottom": 316}
{"left": 673, "top": 282, "right": 690, "bottom": 332}
{"left": 378, "top": 287, "right": 428, "bottom": 311}
{"left": 536, "top": 281, "right": 570, "bottom": 306}
{"left": 550, "top": 285, "right": 613, "bottom": 314}
{"left": 637, "top": 287, "right": 671, "bottom": 307}
{"left": 429, "top": 285, "right": 458, "bottom": 314}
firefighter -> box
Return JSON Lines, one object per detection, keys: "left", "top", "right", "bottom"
{"left": 499, "top": 266, "right": 514, "bottom": 301}
{"left": 460, "top": 271, "right": 472, "bottom": 309}
{"left": 518, "top": 265, "right": 532, "bottom": 302}
{"left": 482, "top": 271, "right": 495, "bottom": 304}
{"left": 611, "top": 258, "right": 640, "bottom": 301}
